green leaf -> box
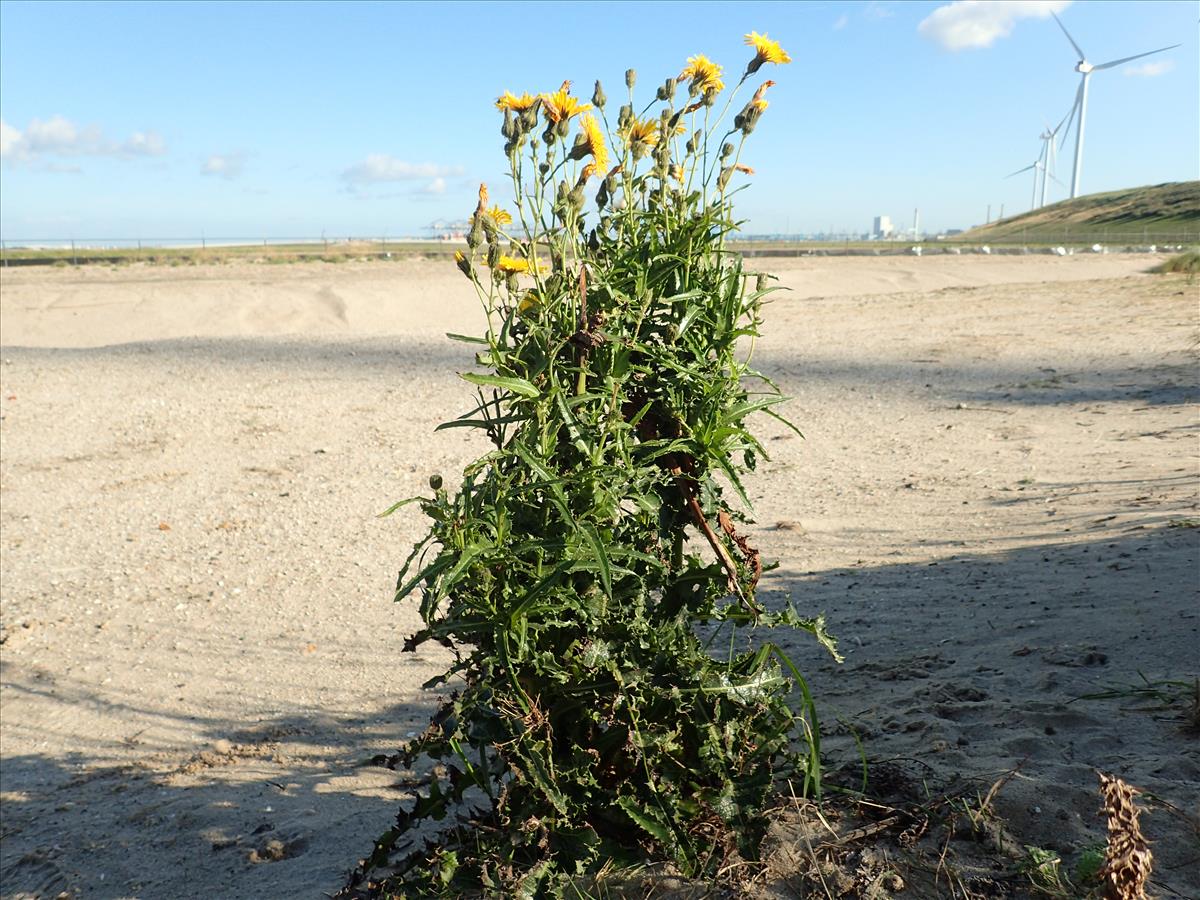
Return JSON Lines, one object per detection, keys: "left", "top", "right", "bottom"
{"left": 725, "top": 394, "right": 788, "bottom": 423}
{"left": 445, "top": 332, "right": 489, "bottom": 345}
{"left": 516, "top": 742, "right": 569, "bottom": 815}
{"left": 578, "top": 522, "right": 613, "bottom": 598}
{"left": 616, "top": 795, "right": 673, "bottom": 845}
{"left": 434, "top": 412, "right": 529, "bottom": 431}
{"left": 395, "top": 554, "right": 451, "bottom": 603}
{"left": 377, "top": 495, "right": 421, "bottom": 518}
{"left": 459, "top": 372, "right": 540, "bottom": 398}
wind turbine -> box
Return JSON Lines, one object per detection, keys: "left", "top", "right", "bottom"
{"left": 1007, "top": 154, "right": 1045, "bottom": 212}
{"left": 1037, "top": 105, "right": 1073, "bottom": 207}
{"left": 1051, "top": 11, "right": 1179, "bottom": 199}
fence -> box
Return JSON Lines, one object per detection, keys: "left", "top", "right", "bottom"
{"left": 0, "top": 236, "right": 459, "bottom": 267}
{"left": 1, "top": 229, "right": 1196, "bottom": 267}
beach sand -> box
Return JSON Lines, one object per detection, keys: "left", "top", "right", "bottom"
{"left": 1, "top": 254, "right": 1196, "bottom": 897}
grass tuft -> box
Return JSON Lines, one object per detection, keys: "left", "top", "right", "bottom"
{"left": 1151, "top": 251, "right": 1200, "bottom": 274}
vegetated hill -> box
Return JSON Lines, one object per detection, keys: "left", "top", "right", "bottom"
{"left": 964, "top": 181, "right": 1200, "bottom": 242}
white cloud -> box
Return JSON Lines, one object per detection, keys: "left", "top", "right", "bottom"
{"left": 419, "top": 176, "right": 447, "bottom": 195}
{"left": 122, "top": 131, "right": 165, "bottom": 157}
{"left": 1, "top": 115, "right": 166, "bottom": 164}
{"left": 1123, "top": 60, "right": 1173, "bottom": 77}
{"left": 918, "top": 0, "right": 1071, "bottom": 51}
{"left": 0, "top": 120, "right": 19, "bottom": 157}
{"left": 342, "top": 153, "right": 463, "bottom": 185}
{"left": 201, "top": 152, "right": 247, "bottom": 179}
{"left": 833, "top": 13, "right": 849, "bottom": 30}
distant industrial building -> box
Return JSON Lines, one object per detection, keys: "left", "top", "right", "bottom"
{"left": 872, "top": 215, "right": 894, "bottom": 239}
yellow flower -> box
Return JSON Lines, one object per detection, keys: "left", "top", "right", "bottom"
{"left": 495, "top": 90, "right": 538, "bottom": 112}
{"left": 669, "top": 164, "right": 685, "bottom": 183}
{"left": 541, "top": 80, "right": 592, "bottom": 124}
{"left": 745, "top": 32, "right": 791, "bottom": 74}
{"left": 486, "top": 206, "right": 513, "bottom": 227}
{"left": 678, "top": 55, "right": 725, "bottom": 94}
{"left": 579, "top": 114, "right": 609, "bottom": 178}
{"left": 492, "top": 255, "right": 539, "bottom": 275}
{"left": 517, "top": 291, "right": 539, "bottom": 314}
{"left": 621, "top": 116, "right": 660, "bottom": 149}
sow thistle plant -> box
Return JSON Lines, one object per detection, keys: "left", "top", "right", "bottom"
{"left": 354, "top": 31, "right": 839, "bottom": 897}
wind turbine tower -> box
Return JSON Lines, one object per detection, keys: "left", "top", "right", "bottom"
{"left": 1051, "top": 12, "right": 1179, "bottom": 199}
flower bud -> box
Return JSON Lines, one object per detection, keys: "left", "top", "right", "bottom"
{"left": 756, "top": 273, "right": 770, "bottom": 293}
{"left": 555, "top": 118, "right": 570, "bottom": 140}
{"left": 736, "top": 101, "right": 763, "bottom": 135}
{"left": 717, "top": 166, "right": 733, "bottom": 191}
{"left": 625, "top": 68, "right": 636, "bottom": 89}
{"left": 482, "top": 218, "right": 499, "bottom": 245}
{"left": 592, "top": 80, "right": 606, "bottom": 109}
{"left": 539, "top": 162, "right": 551, "bottom": 176}
{"left": 519, "top": 103, "right": 540, "bottom": 131}
{"left": 454, "top": 252, "right": 472, "bottom": 278}
{"left": 487, "top": 242, "right": 501, "bottom": 268}
{"left": 506, "top": 272, "right": 519, "bottom": 292}
{"left": 501, "top": 109, "right": 516, "bottom": 139}
{"left": 568, "top": 130, "right": 590, "bottom": 160}
{"left": 618, "top": 104, "right": 632, "bottom": 129}
{"left": 721, "top": 142, "right": 735, "bottom": 159}
{"left": 429, "top": 473, "right": 443, "bottom": 490}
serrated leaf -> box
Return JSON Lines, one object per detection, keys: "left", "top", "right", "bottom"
{"left": 616, "top": 795, "right": 673, "bottom": 845}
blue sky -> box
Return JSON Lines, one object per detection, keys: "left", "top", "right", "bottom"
{"left": 1, "top": 0, "right": 1195, "bottom": 241}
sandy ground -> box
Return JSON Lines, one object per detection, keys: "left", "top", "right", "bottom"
{"left": 0, "top": 254, "right": 1196, "bottom": 898}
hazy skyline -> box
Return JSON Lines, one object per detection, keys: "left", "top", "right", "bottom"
{"left": 1, "top": 0, "right": 1196, "bottom": 241}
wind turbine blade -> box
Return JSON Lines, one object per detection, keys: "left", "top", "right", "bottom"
{"left": 1046, "top": 171, "right": 1068, "bottom": 188}
{"left": 1051, "top": 11, "right": 1086, "bottom": 60}
{"left": 1006, "top": 164, "right": 1037, "bottom": 178}
{"left": 1052, "top": 100, "right": 1075, "bottom": 137}
{"left": 1059, "top": 81, "right": 1084, "bottom": 148}
{"left": 1094, "top": 45, "right": 1181, "bottom": 70}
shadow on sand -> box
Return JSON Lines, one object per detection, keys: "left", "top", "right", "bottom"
{"left": 3, "top": 524, "right": 1196, "bottom": 898}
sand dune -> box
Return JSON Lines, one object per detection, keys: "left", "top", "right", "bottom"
{"left": 1, "top": 255, "right": 1196, "bottom": 897}
{"left": 0, "top": 252, "right": 1157, "bottom": 348}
